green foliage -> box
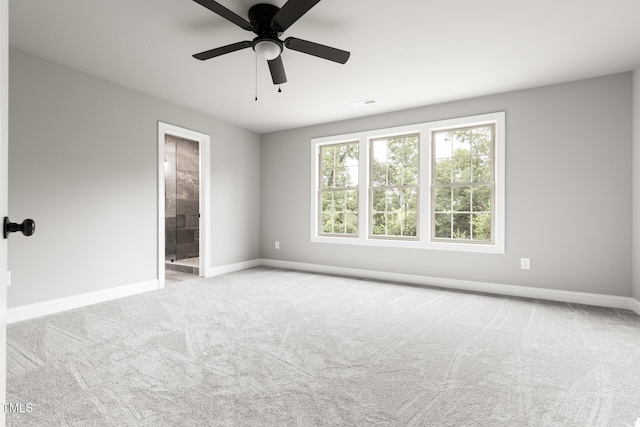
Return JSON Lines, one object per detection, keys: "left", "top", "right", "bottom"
{"left": 433, "top": 126, "right": 493, "bottom": 241}
{"left": 371, "top": 135, "right": 419, "bottom": 237}
{"left": 320, "top": 142, "right": 359, "bottom": 235}
{"left": 321, "top": 143, "right": 359, "bottom": 189}
{"left": 318, "top": 126, "right": 494, "bottom": 241}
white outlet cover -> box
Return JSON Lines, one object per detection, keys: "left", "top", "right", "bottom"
{"left": 521, "top": 258, "right": 530, "bottom": 270}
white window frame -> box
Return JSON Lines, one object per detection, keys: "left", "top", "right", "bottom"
{"left": 318, "top": 141, "right": 360, "bottom": 237}
{"left": 369, "top": 133, "right": 420, "bottom": 240}
{"left": 310, "top": 112, "right": 505, "bottom": 254}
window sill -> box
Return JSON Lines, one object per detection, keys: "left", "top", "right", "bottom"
{"left": 310, "top": 235, "right": 504, "bottom": 254}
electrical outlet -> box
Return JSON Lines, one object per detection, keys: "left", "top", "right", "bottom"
{"left": 521, "top": 258, "right": 530, "bottom": 270}
{"left": 275, "top": 241, "right": 280, "bottom": 250}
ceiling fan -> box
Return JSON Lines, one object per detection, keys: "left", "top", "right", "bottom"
{"left": 192, "top": 0, "right": 350, "bottom": 85}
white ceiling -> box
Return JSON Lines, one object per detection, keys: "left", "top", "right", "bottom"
{"left": 9, "top": 0, "right": 640, "bottom": 134}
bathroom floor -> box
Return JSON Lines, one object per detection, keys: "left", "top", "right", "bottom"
{"left": 165, "top": 268, "right": 198, "bottom": 284}
{"left": 165, "top": 256, "right": 199, "bottom": 284}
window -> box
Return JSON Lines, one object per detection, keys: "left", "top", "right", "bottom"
{"left": 310, "top": 112, "right": 505, "bottom": 253}
{"left": 432, "top": 125, "right": 494, "bottom": 242}
{"left": 370, "top": 134, "right": 419, "bottom": 239}
{"left": 318, "top": 142, "right": 359, "bottom": 236}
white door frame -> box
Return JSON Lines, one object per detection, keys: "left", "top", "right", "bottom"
{"left": 157, "top": 122, "right": 211, "bottom": 288}
{"left": 1, "top": 0, "right": 9, "bottom": 423}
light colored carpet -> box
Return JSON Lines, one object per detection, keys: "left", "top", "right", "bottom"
{"left": 6, "top": 267, "right": 640, "bottom": 426}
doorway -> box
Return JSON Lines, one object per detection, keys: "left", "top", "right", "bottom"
{"left": 164, "top": 134, "right": 199, "bottom": 281}
{"left": 158, "top": 122, "right": 210, "bottom": 288}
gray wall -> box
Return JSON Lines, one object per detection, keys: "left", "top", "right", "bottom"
{"left": 8, "top": 48, "right": 261, "bottom": 308}
{"left": 261, "top": 73, "right": 633, "bottom": 297}
{"left": 634, "top": 68, "right": 640, "bottom": 301}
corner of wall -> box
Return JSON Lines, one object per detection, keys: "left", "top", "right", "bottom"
{"left": 633, "top": 67, "right": 640, "bottom": 302}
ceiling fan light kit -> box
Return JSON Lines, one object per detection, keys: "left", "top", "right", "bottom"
{"left": 254, "top": 39, "right": 282, "bottom": 61}
{"left": 192, "top": 0, "right": 350, "bottom": 86}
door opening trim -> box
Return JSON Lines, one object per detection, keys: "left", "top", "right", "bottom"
{"left": 157, "top": 122, "right": 211, "bottom": 288}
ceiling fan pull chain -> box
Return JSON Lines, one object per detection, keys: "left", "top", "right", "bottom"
{"left": 278, "top": 85, "right": 282, "bottom": 93}
{"left": 255, "top": 51, "right": 258, "bottom": 101}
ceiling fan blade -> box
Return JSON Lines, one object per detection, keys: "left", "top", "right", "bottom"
{"left": 272, "top": 0, "right": 321, "bottom": 32}
{"left": 193, "top": 0, "right": 253, "bottom": 31}
{"left": 267, "top": 56, "right": 287, "bottom": 85}
{"left": 284, "top": 37, "right": 350, "bottom": 64}
{"left": 193, "top": 41, "right": 253, "bottom": 60}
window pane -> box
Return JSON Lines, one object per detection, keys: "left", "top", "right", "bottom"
{"left": 388, "top": 138, "right": 402, "bottom": 162}
{"left": 403, "top": 212, "right": 417, "bottom": 237}
{"left": 403, "top": 165, "right": 419, "bottom": 185}
{"left": 333, "top": 191, "right": 345, "bottom": 211}
{"left": 435, "top": 159, "right": 451, "bottom": 184}
{"left": 403, "top": 188, "right": 418, "bottom": 211}
{"left": 372, "top": 213, "right": 386, "bottom": 235}
{"left": 472, "top": 156, "right": 491, "bottom": 182}
{"left": 346, "top": 190, "right": 358, "bottom": 212}
{"left": 321, "top": 191, "right": 332, "bottom": 212}
{"left": 453, "top": 213, "right": 471, "bottom": 239}
{"left": 434, "top": 187, "right": 451, "bottom": 212}
{"left": 471, "top": 186, "right": 491, "bottom": 212}
{"left": 434, "top": 132, "right": 451, "bottom": 158}
{"left": 403, "top": 137, "right": 419, "bottom": 164}
{"left": 372, "top": 163, "right": 387, "bottom": 186}
{"left": 472, "top": 127, "right": 492, "bottom": 157}
{"left": 345, "top": 213, "right": 358, "bottom": 235}
{"left": 321, "top": 145, "right": 335, "bottom": 168}
{"left": 372, "top": 189, "right": 385, "bottom": 212}
{"left": 453, "top": 130, "right": 472, "bottom": 152}
{"left": 387, "top": 213, "right": 401, "bottom": 236}
{"left": 321, "top": 212, "right": 333, "bottom": 233}
{"left": 333, "top": 212, "right": 345, "bottom": 233}
{"left": 321, "top": 167, "right": 334, "bottom": 188}
{"left": 346, "top": 165, "right": 359, "bottom": 187}
{"left": 472, "top": 213, "right": 491, "bottom": 240}
{"left": 336, "top": 144, "right": 347, "bottom": 162}
{"left": 387, "top": 189, "right": 401, "bottom": 212}
{"left": 347, "top": 143, "right": 359, "bottom": 164}
{"left": 373, "top": 139, "right": 387, "bottom": 163}
{"left": 435, "top": 213, "right": 452, "bottom": 238}
{"left": 452, "top": 149, "right": 471, "bottom": 183}
{"left": 387, "top": 163, "right": 400, "bottom": 186}
{"left": 334, "top": 165, "right": 347, "bottom": 187}
{"left": 452, "top": 186, "right": 470, "bottom": 212}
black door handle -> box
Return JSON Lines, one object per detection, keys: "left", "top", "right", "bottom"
{"left": 3, "top": 217, "right": 36, "bottom": 238}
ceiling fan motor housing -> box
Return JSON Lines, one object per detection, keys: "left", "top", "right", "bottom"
{"left": 249, "top": 4, "right": 281, "bottom": 37}
{"left": 249, "top": 4, "right": 284, "bottom": 56}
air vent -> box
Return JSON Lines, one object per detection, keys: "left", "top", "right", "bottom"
{"left": 350, "top": 99, "right": 378, "bottom": 108}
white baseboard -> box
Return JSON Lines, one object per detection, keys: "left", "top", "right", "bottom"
{"left": 7, "top": 259, "right": 264, "bottom": 324}
{"left": 7, "top": 279, "right": 159, "bottom": 324}
{"left": 207, "top": 259, "right": 262, "bottom": 278}
{"left": 261, "top": 259, "right": 639, "bottom": 314}
{"left": 8, "top": 259, "right": 639, "bottom": 324}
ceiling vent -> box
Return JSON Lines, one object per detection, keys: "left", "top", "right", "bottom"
{"left": 350, "top": 99, "right": 378, "bottom": 108}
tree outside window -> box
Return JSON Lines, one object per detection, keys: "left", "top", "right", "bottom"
{"left": 432, "top": 125, "right": 494, "bottom": 242}
{"left": 370, "top": 134, "right": 419, "bottom": 239}
{"left": 319, "top": 142, "right": 359, "bottom": 236}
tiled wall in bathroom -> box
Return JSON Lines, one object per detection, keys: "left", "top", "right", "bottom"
{"left": 165, "top": 135, "right": 199, "bottom": 261}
